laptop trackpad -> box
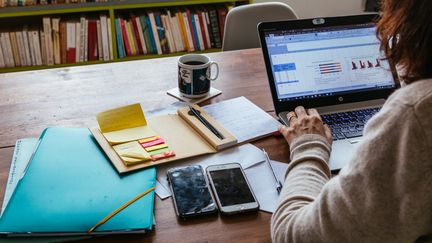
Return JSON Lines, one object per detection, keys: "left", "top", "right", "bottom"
{"left": 329, "top": 139, "right": 360, "bottom": 171}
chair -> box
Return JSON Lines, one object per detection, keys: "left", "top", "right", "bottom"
{"left": 222, "top": 2, "right": 298, "bottom": 51}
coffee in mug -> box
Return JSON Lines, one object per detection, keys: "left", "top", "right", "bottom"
{"left": 178, "top": 54, "right": 219, "bottom": 98}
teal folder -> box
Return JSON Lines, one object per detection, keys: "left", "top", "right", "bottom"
{"left": 0, "top": 127, "right": 156, "bottom": 235}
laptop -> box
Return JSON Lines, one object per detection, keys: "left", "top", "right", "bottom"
{"left": 258, "top": 14, "right": 398, "bottom": 171}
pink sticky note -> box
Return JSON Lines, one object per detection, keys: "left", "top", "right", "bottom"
{"left": 140, "top": 138, "right": 165, "bottom": 148}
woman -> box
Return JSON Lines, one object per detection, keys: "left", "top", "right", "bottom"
{"left": 271, "top": 0, "right": 432, "bottom": 242}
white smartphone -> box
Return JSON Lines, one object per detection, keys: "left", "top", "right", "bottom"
{"left": 206, "top": 163, "right": 259, "bottom": 215}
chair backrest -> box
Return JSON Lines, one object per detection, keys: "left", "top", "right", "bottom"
{"left": 222, "top": 2, "right": 298, "bottom": 51}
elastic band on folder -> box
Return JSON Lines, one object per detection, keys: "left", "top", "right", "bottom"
{"left": 88, "top": 187, "right": 155, "bottom": 233}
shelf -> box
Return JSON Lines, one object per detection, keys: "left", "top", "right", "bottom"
{"left": 0, "top": 49, "right": 221, "bottom": 73}
{"left": 0, "top": 0, "right": 244, "bottom": 18}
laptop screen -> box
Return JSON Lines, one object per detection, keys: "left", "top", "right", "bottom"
{"left": 263, "top": 23, "right": 396, "bottom": 102}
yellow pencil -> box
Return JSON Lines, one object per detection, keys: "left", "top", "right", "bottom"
{"left": 88, "top": 187, "right": 155, "bottom": 233}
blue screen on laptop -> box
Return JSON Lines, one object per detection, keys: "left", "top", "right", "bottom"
{"left": 264, "top": 23, "right": 396, "bottom": 102}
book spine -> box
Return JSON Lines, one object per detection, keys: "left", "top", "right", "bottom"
{"left": 160, "top": 14, "right": 174, "bottom": 53}
{"left": 75, "top": 22, "right": 81, "bottom": 62}
{"left": 114, "top": 18, "right": 125, "bottom": 58}
{"left": 204, "top": 11, "right": 214, "bottom": 48}
{"left": 79, "top": 17, "right": 86, "bottom": 63}
{"left": 100, "top": 15, "right": 110, "bottom": 61}
{"left": 186, "top": 9, "right": 198, "bottom": 51}
{"left": 87, "top": 20, "right": 97, "bottom": 61}
{"left": 66, "top": 21, "right": 76, "bottom": 64}
{"left": 107, "top": 17, "right": 114, "bottom": 60}
{"left": 199, "top": 11, "right": 210, "bottom": 50}
{"left": 170, "top": 11, "right": 184, "bottom": 52}
{"left": 176, "top": 11, "right": 189, "bottom": 52}
{"left": 10, "top": 32, "right": 21, "bottom": 67}
{"left": 125, "top": 20, "right": 137, "bottom": 55}
{"left": 52, "top": 18, "right": 61, "bottom": 65}
{"left": 135, "top": 16, "right": 147, "bottom": 55}
{"left": 209, "top": 9, "right": 221, "bottom": 48}
{"left": 84, "top": 19, "right": 88, "bottom": 62}
{"left": 22, "top": 27, "right": 32, "bottom": 66}
{"left": 26, "top": 31, "right": 36, "bottom": 66}
{"left": 59, "top": 21, "right": 67, "bottom": 64}
{"left": 148, "top": 12, "right": 162, "bottom": 55}
{"left": 119, "top": 18, "right": 131, "bottom": 56}
{"left": 96, "top": 20, "right": 103, "bottom": 60}
{"left": 217, "top": 7, "right": 228, "bottom": 41}
{"left": 193, "top": 13, "right": 204, "bottom": 51}
{"left": 15, "top": 31, "right": 27, "bottom": 66}
{"left": 182, "top": 11, "right": 194, "bottom": 52}
{"left": 32, "top": 30, "right": 42, "bottom": 66}
{"left": 39, "top": 30, "right": 47, "bottom": 65}
{"left": 42, "top": 16, "right": 54, "bottom": 65}
{"left": 0, "top": 40, "right": 5, "bottom": 68}
{"left": 139, "top": 15, "right": 152, "bottom": 54}
{"left": 130, "top": 16, "right": 143, "bottom": 55}
{"left": 154, "top": 11, "right": 168, "bottom": 54}
{"left": 145, "top": 15, "right": 156, "bottom": 54}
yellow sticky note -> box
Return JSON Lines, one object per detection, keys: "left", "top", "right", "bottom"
{"left": 113, "top": 141, "right": 151, "bottom": 165}
{"left": 96, "top": 104, "right": 157, "bottom": 144}
{"left": 145, "top": 143, "right": 168, "bottom": 152}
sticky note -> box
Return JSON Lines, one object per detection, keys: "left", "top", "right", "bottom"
{"left": 138, "top": 136, "right": 160, "bottom": 144}
{"left": 148, "top": 147, "right": 170, "bottom": 156}
{"left": 144, "top": 143, "right": 168, "bottom": 152}
{"left": 151, "top": 151, "right": 176, "bottom": 161}
{"left": 113, "top": 141, "right": 151, "bottom": 164}
{"left": 140, "top": 138, "right": 165, "bottom": 148}
{"left": 96, "top": 103, "right": 158, "bottom": 144}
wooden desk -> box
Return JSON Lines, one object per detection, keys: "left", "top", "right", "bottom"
{"left": 0, "top": 48, "right": 290, "bottom": 242}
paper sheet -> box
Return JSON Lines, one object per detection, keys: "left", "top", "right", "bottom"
{"left": 155, "top": 143, "right": 289, "bottom": 213}
{"left": 203, "top": 96, "right": 281, "bottom": 143}
{"left": 156, "top": 143, "right": 268, "bottom": 197}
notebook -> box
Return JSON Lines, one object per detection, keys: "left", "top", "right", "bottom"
{"left": 258, "top": 14, "right": 398, "bottom": 170}
{"left": 0, "top": 127, "right": 156, "bottom": 235}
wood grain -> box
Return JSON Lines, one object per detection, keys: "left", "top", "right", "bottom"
{"left": 0, "top": 48, "right": 289, "bottom": 242}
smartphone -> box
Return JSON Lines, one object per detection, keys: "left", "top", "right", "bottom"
{"left": 206, "top": 163, "right": 259, "bottom": 215}
{"left": 167, "top": 165, "right": 218, "bottom": 219}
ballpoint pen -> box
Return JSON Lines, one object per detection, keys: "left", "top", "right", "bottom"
{"left": 188, "top": 105, "right": 225, "bottom": 140}
{"left": 263, "top": 149, "right": 283, "bottom": 194}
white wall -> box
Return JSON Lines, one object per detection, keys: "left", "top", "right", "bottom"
{"left": 253, "top": 0, "right": 366, "bottom": 18}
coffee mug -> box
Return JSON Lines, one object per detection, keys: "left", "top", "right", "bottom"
{"left": 178, "top": 54, "right": 219, "bottom": 98}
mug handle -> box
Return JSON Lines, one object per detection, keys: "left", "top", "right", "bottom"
{"left": 208, "top": 62, "right": 219, "bottom": 81}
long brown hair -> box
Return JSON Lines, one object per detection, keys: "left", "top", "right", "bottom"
{"left": 376, "top": 0, "right": 432, "bottom": 83}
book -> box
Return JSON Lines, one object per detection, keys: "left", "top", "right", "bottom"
{"left": 131, "top": 16, "right": 144, "bottom": 55}
{"left": 15, "top": 31, "right": 26, "bottom": 66}
{"left": 100, "top": 14, "right": 110, "bottom": 61}
{"left": 114, "top": 18, "right": 125, "bottom": 58}
{"left": 0, "top": 127, "right": 156, "bottom": 235}
{"left": 40, "top": 30, "right": 47, "bottom": 65}
{"left": 147, "top": 11, "right": 162, "bottom": 55}
{"left": 52, "top": 18, "right": 61, "bottom": 64}
{"left": 30, "top": 30, "right": 42, "bottom": 66}
{"left": 59, "top": 21, "right": 67, "bottom": 64}
{"left": 22, "top": 27, "right": 32, "bottom": 66}
{"left": 96, "top": 20, "right": 103, "bottom": 60}
{"left": 134, "top": 15, "right": 147, "bottom": 55}
{"left": 168, "top": 9, "right": 184, "bottom": 52}
{"left": 26, "top": 30, "right": 36, "bottom": 66}
{"left": 9, "top": 31, "right": 21, "bottom": 67}
{"left": 66, "top": 21, "right": 76, "bottom": 63}
{"left": 193, "top": 12, "right": 205, "bottom": 51}
{"left": 75, "top": 22, "right": 81, "bottom": 62}
{"left": 42, "top": 17, "right": 54, "bottom": 65}
{"left": 153, "top": 11, "right": 169, "bottom": 54}
{"left": 139, "top": 15, "right": 152, "bottom": 54}
{"left": 160, "top": 13, "right": 173, "bottom": 53}
{"left": 217, "top": 6, "right": 228, "bottom": 41}
{"left": 176, "top": 10, "right": 190, "bottom": 51}
{"left": 182, "top": 9, "right": 194, "bottom": 51}
{"left": 107, "top": 17, "right": 114, "bottom": 60}
{"left": 198, "top": 9, "right": 210, "bottom": 49}
{"left": 145, "top": 14, "right": 158, "bottom": 54}
{"left": 119, "top": 18, "right": 131, "bottom": 56}
{"left": 0, "top": 41, "right": 5, "bottom": 68}
{"left": 186, "top": 8, "right": 198, "bottom": 51}
{"left": 208, "top": 8, "right": 222, "bottom": 48}
{"left": 87, "top": 20, "right": 97, "bottom": 61}
{"left": 125, "top": 20, "right": 137, "bottom": 55}
{"left": 204, "top": 10, "right": 215, "bottom": 48}
{"left": 79, "top": 16, "right": 86, "bottom": 62}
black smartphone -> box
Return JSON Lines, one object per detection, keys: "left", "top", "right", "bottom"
{"left": 167, "top": 165, "right": 218, "bottom": 219}
{"left": 206, "top": 163, "right": 259, "bottom": 215}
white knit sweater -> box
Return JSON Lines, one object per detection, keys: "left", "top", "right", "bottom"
{"left": 271, "top": 79, "right": 432, "bottom": 243}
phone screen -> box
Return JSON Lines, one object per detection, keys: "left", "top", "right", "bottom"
{"left": 168, "top": 165, "right": 216, "bottom": 217}
{"left": 209, "top": 168, "right": 256, "bottom": 206}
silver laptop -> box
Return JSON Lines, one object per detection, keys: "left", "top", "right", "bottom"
{"left": 258, "top": 14, "right": 398, "bottom": 171}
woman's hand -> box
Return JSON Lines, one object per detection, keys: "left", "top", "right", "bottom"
{"left": 279, "top": 106, "right": 333, "bottom": 146}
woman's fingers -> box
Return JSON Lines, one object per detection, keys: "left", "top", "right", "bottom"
{"left": 324, "top": 124, "right": 333, "bottom": 143}
{"left": 294, "top": 106, "right": 307, "bottom": 119}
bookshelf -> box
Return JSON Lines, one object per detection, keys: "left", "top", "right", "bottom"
{"left": 0, "top": 0, "right": 249, "bottom": 73}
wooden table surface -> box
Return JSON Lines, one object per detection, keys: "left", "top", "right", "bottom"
{"left": 0, "top": 48, "right": 290, "bottom": 242}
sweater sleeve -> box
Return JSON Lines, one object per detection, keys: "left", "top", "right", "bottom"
{"left": 271, "top": 100, "right": 432, "bottom": 243}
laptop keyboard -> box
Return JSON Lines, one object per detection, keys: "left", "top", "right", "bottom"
{"left": 321, "top": 107, "right": 381, "bottom": 141}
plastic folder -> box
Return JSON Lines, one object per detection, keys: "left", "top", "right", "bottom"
{"left": 0, "top": 127, "right": 156, "bottom": 235}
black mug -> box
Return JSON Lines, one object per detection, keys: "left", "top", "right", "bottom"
{"left": 178, "top": 54, "right": 219, "bottom": 98}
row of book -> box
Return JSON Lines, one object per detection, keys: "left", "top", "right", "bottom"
{"left": 0, "top": 0, "right": 110, "bottom": 8}
{"left": 0, "top": 15, "right": 114, "bottom": 68}
{"left": 115, "top": 5, "right": 232, "bottom": 57}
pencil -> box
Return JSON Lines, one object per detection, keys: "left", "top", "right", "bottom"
{"left": 88, "top": 186, "right": 155, "bottom": 233}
